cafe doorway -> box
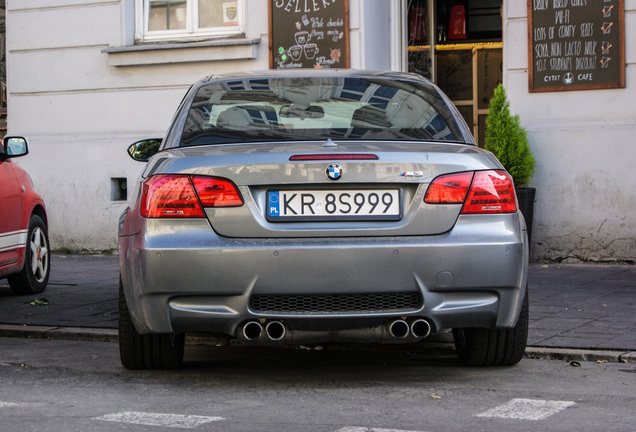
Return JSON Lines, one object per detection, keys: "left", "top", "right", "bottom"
{"left": 407, "top": 0, "right": 503, "bottom": 146}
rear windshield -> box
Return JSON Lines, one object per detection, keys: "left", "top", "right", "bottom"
{"left": 180, "top": 77, "right": 465, "bottom": 146}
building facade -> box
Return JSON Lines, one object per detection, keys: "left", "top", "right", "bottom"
{"left": 5, "top": 0, "right": 635, "bottom": 263}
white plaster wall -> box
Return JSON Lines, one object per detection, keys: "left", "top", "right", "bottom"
{"left": 6, "top": 0, "right": 393, "bottom": 252}
{"left": 504, "top": 0, "right": 636, "bottom": 263}
{"left": 350, "top": 0, "right": 392, "bottom": 70}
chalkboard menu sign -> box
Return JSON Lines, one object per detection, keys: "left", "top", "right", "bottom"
{"left": 269, "top": 0, "right": 350, "bottom": 69}
{"left": 528, "top": 0, "right": 625, "bottom": 92}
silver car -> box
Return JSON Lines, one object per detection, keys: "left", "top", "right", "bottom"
{"left": 119, "top": 70, "right": 528, "bottom": 369}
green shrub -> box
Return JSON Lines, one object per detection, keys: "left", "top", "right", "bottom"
{"left": 484, "top": 84, "right": 535, "bottom": 187}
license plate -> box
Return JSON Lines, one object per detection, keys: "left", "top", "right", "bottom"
{"left": 267, "top": 189, "right": 401, "bottom": 221}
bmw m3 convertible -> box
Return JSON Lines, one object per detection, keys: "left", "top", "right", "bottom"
{"left": 118, "top": 70, "right": 529, "bottom": 369}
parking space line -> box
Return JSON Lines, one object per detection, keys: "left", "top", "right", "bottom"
{"left": 337, "top": 427, "right": 430, "bottom": 432}
{"left": 93, "top": 411, "right": 224, "bottom": 429}
{"left": 476, "top": 398, "right": 576, "bottom": 420}
{"left": 0, "top": 401, "right": 19, "bottom": 408}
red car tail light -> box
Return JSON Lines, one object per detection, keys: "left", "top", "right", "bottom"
{"left": 141, "top": 175, "right": 204, "bottom": 218}
{"left": 191, "top": 176, "right": 244, "bottom": 208}
{"left": 424, "top": 172, "right": 474, "bottom": 204}
{"left": 425, "top": 170, "right": 517, "bottom": 214}
{"left": 140, "top": 175, "right": 243, "bottom": 218}
{"left": 462, "top": 170, "right": 517, "bottom": 214}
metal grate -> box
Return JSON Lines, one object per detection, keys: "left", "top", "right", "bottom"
{"left": 249, "top": 292, "right": 423, "bottom": 314}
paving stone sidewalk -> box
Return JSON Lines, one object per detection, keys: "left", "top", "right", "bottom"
{"left": 1, "top": 255, "right": 635, "bottom": 352}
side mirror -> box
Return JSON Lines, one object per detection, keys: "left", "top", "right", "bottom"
{"left": 127, "top": 138, "right": 162, "bottom": 162}
{"left": 2, "top": 136, "right": 29, "bottom": 159}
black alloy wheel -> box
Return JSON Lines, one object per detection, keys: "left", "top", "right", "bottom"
{"left": 453, "top": 288, "right": 529, "bottom": 367}
{"left": 118, "top": 276, "right": 185, "bottom": 370}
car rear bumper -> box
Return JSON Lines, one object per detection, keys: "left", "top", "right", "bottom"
{"left": 119, "top": 213, "right": 528, "bottom": 339}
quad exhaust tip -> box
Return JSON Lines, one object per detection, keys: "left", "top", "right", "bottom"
{"left": 265, "top": 321, "right": 286, "bottom": 341}
{"left": 389, "top": 319, "right": 410, "bottom": 338}
{"left": 242, "top": 321, "right": 263, "bottom": 341}
{"left": 410, "top": 318, "right": 432, "bottom": 339}
{"left": 243, "top": 318, "right": 431, "bottom": 343}
{"left": 388, "top": 318, "right": 432, "bottom": 339}
{"left": 242, "top": 320, "right": 286, "bottom": 342}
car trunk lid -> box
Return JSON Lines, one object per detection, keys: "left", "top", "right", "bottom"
{"left": 143, "top": 140, "right": 503, "bottom": 238}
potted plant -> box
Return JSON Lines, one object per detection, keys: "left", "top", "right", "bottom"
{"left": 484, "top": 84, "right": 536, "bottom": 241}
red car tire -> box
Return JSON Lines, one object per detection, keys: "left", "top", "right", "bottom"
{"left": 8, "top": 214, "right": 50, "bottom": 295}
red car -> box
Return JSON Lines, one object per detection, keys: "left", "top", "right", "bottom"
{"left": 0, "top": 136, "right": 50, "bottom": 294}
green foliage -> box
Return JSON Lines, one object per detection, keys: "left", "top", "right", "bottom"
{"left": 28, "top": 298, "right": 49, "bottom": 306}
{"left": 484, "top": 84, "right": 535, "bottom": 187}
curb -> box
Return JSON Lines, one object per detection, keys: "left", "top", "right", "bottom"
{"left": 2, "top": 324, "right": 634, "bottom": 364}
{"left": 0, "top": 324, "right": 117, "bottom": 343}
{"left": 525, "top": 346, "right": 636, "bottom": 364}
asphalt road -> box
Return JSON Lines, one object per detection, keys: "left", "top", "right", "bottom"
{"left": 1, "top": 337, "right": 634, "bottom": 432}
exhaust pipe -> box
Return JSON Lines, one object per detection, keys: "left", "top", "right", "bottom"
{"left": 388, "top": 319, "right": 410, "bottom": 339}
{"left": 242, "top": 321, "right": 263, "bottom": 341}
{"left": 241, "top": 319, "right": 430, "bottom": 344}
{"left": 265, "top": 321, "right": 286, "bottom": 341}
{"left": 410, "top": 319, "right": 432, "bottom": 339}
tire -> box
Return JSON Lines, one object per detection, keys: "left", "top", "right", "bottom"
{"left": 8, "top": 215, "right": 50, "bottom": 295}
{"left": 118, "top": 277, "right": 184, "bottom": 370}
{"left": 453, "top": 289, "right": 529, "bottom": 366}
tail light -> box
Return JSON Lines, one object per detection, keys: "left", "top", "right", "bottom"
{"left": 425, "top": 170, "right": 517, "bottom": 214}
{"left": 191, "top": 176, "right": 244, "bottom": 208}
{"left": 462, "top": 171, "right": 517, "bottom": 214}
{"left": 423, "top": 172, "right": 474, "bottom": 204}
{"left": 140, "top": 175, "right": 243, "bottom": 218}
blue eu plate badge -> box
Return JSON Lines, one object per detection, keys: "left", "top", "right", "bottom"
{"left": 268, "top": 191, "right": 280, "bottom": 217}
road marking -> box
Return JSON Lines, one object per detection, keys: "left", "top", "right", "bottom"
{"left": 0, "top": 401, "right": 19, "bottom": 408}
{"left": 337, "top": 428, "right": 430, "bottom": 432}
{"left": 476, "top": 398, "right": 576, "bottom": 421}
{"left": 93, "top": 411, "right": 224, "bottom": 429}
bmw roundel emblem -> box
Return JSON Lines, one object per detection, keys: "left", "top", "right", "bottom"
{"left": 326, "top": 163, "right": 343, "bottom": 181}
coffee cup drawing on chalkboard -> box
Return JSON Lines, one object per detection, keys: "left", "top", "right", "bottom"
{"left": 288, "top": 45, "right": 303, "bottom": 61}
{"left": 295, "top": 31, "right": 311, "bottom": 45}
{"left": 304, "top": 43, "right": 319, "bottom": 60}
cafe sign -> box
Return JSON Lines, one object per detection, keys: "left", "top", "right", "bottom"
{"left": 528, "top": 0, "right": 625, "bottom": 92}
{"left": 269, "top": 0, "right": 350, "bottom": 69}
